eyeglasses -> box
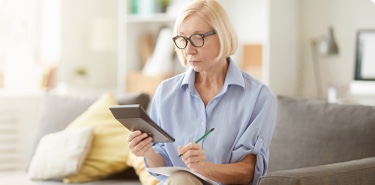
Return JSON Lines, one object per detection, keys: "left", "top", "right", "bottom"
{"left": 172, "top": 31, "right": 217, "bottom": 49}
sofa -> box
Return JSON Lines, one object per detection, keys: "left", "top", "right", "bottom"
{"left": 259, "top": 95, "right": 375, "bottom": 185}
{"left": 0, "top": 92, "right": 158, "bottom": 185}
{"left": 1, "top": 94, "right": 374, "bottom": 185}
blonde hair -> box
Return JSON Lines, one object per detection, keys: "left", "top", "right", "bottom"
{"left": 173, "top": 0, "right": 238, "bottom": 67}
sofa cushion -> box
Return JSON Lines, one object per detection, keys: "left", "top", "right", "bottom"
{"left": 63, "top": 92, "right": 130, "bottom": 183}
{"left": 28, "top": 94, "right": 96, "bottom": 167}
{"left": 28, "top": 126, "right": 94, "bottom": 180}
{"left": 28, "top": 92, "right": 150, "bottom": 169}
{"left": 260, "top": 156, "right": 375, "bottom": 185}
{"left": 269, "top": 96, "right": 375, "bottom": 172}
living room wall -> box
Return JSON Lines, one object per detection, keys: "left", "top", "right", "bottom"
{"left": 58, "top": 0, "right": 117, "bottom": 92}
{"left": 298, "top": 0, "right": 375, "bottom": 98}
{"left": 268, "top": 0, "right": 299, "bottom": 97}
{"left": 54, "top": 0, "right": 375, "bottom": 99}
{"left": 266, "top": 0, "right": 375, "bottom": 99}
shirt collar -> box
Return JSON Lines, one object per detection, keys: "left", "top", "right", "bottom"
{"left": 225, "top": 57, "right": 245, "bottom": 88}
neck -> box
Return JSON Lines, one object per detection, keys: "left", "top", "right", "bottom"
{"left": 195, "top": 58, "right": 229, "bottom": 87}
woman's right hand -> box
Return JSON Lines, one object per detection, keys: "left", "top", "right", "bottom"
{"left": 127, "top": 130, "right": 154, "bottom": 157}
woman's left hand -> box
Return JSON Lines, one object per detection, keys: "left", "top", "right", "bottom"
{"left": 178, "top": 143, "right": 208, "bottom": 173}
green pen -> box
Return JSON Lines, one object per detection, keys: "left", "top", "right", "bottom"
{"left": 178, "top": 128, "right": 215, "bottom": 157}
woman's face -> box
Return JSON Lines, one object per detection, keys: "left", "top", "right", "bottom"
{"left": 178, "top": 14, "right": 221, "bottom": 72}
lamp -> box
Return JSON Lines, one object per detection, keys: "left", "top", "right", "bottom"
{"left": 311, "top": 26, "right": 339, "bottom": 98}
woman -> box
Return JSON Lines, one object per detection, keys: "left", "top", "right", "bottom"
{"left": 127, "top": 0, "right": 276, "bottom": 184}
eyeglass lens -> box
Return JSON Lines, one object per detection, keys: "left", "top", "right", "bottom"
{"left": 175, "top": 34, "right": 204, "bottom": 49}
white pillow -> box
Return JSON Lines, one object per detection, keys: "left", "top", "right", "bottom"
{"left": 28, "top": 126, "right": 94, "bottom": 180}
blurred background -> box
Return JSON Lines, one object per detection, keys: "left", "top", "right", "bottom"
{"left": 0, "top": 0, "right": 374, "bottom": 99}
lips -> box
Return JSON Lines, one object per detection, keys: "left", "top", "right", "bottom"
{"left": 187, "top": 58, "right": 199, "bottom": 62}
{"left": 189, "top": 60, "right": 200, "bottom": 64}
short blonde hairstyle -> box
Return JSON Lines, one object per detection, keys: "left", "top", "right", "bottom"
{"left": 173, "top": 0, "right": 238, "bottom": 67}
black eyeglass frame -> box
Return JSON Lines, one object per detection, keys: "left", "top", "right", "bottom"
{"left": 172, "top": 31, "right": 217, "bottom": 49}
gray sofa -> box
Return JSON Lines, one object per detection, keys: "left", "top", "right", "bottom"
{"left": 259, "top": 96, "right": 375, "bottom": 185}
{"left": 2, "top": 94, "right": 374, "bottom": 185}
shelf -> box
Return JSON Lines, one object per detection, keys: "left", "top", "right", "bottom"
{"left": 126, "top": 13, "right": 175, "bottom": 23}
{"left": 126, "top": 71, "right": 172, "bottom": 95}
{"left": 117, "top": 0, "right": 179, "bottom": 94}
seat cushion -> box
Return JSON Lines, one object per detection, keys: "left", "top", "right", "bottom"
{"left": 260, "top": 156, "right": 375, "bottom": 185}
{"left": 268, "top": 96, "right": 375, "bottom": 172}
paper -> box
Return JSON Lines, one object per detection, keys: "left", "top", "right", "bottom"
{"left": 146, "top": 166, "right": 219, "bottom": 185}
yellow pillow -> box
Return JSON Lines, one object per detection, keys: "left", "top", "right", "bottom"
{"left": 63, "top": 92, "right": 130, "bottom": 183}
{"left": 126, "top": 153, "right": 159, "bottom": 185}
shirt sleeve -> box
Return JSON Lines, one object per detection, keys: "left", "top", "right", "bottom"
{"left": 230, "top": 93, "right": 277, "bottom": 185}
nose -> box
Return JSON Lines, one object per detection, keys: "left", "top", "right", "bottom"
{"left": 185, "top": 40, "right": 196, "bottom": 54}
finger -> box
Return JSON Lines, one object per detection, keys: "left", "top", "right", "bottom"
{"left": 186, "top": 143, "right": 202, "bottom": 151}
{"left": 180, "top": 142, "right": 199, "bottom": 155}
{"left": 182, "top": 146, "right": 206, "bottom": 166}
{"left": 127, "top": 132, "right": 139, "bottom": 150}
{"left": 134, "top": 134, "right": 149, "bottom": 149}
{"left": 184, "top": 143, "right": 202, "bottom": 155}
{"left": 136, "top": 137, "right": 153, "bottom": 151}
{"left": 183, "top": 149, "right": 205, "bottom": 161}
{"left": 127, "top": 130, "right": 142, "bottom": 143}
{"left": 133, "top": 137, "right": 153, "bottom": 157}
{"left": 191, "top": 143, "right": 202, "bottom": 150}
{"left": 129, "top": 132, "right": 149, "bottom": 150}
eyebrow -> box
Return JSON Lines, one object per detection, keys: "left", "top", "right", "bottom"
{"left": 179, "top": 30, "right": 210, "bottom": 36}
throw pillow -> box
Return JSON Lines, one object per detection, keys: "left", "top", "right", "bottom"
{"left": 28, "top": 92, "right": 150, "bottom": 170}
{"left": 28, "top": 94, "right": 96, "bottom": 169}
{"left": 63, "top": 92, "right": 131, "bottom": 183}
{"left": 28, "top": 126, "right": 94, "bottom": 180}
{"left": 126, "top": 153, "right": 159, "bottom": 185}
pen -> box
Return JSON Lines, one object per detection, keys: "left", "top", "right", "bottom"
{"left": 178, "top": 128, "right": 215, "bottom": 157}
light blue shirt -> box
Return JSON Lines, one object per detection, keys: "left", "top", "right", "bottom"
{"left": 147, "top": 58, "right": 276, "bottom": 185}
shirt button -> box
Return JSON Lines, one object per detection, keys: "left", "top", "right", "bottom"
{"left": 259, "top": 138, "right": 263, "bottom": 143}
{"left": 201, "top": 122, "right": 204, "bottom": 125}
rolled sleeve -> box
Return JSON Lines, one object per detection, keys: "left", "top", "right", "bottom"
{"left": 230, "top": 93, "right": 276, "bottom": 185}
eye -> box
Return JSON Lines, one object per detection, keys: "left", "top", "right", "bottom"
{"left": 176, "top": 37, "right": 186, "bottom": 44}
{"left": 191, "top": 34, "right": 203, "bottom": 41}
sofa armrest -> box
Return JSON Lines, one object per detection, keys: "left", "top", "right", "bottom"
{"left": 259, "top": 156, "right": 375, "bottom": 185}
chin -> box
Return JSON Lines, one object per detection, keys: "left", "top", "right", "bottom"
{"left": 190, "top": 65, "right": 204, "bottom": 73}
{"left": 191, "top": 66, "right": 202, "bottom": 72}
